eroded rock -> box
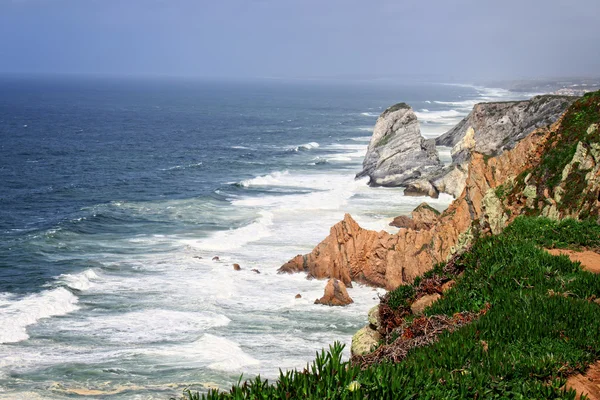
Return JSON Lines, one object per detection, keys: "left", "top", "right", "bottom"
{"left": 314, "top": 278, "right": 354, "bottom": 306}
{"left": 357, "top": 103, "right": 442, "bottom": 187}
{"left": 351, "top": 325, "right": 381, "bottom": 356}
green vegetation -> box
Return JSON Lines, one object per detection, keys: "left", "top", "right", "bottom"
{"left": 173, "top": 95, "right": 600, "bottom": 399}
{"left": 175, "top": 217, "right": 600, "bottom": 399}
{"left": 375, "top": 133, "right": 393, "bottom": 148}
{"left": 508, "top": 90, "right": 600, "bottom": 214}
{"left": 383, "top": 102, "right": 410, "bottom": 114}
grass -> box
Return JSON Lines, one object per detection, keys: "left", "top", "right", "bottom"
{"left": 507, "top": 90, "right": 600, "bottom": 214}
{"left": 174, "top": 216, "right": 600, "bottom": 399}
{"left": 173, "top": 94, "right": 600, "bottom": 399}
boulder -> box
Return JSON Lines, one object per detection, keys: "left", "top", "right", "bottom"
{"left": 357, "top": 103, "right": 442, "bottom": 187}
{"left": 389, "top": 215, "right": 416, "bottom": 229}
{"left": 411, "top": 293, "right": 441, "bottom": 316}
{"left": 368, "top": 305, "right": 380, "bottom": 330}
{"left": 404, "top": 179, "right": 439, "bottom": 198}
{"left": 351, "top": 325, "right": 381, "bottom": 356}
{"left": 233, "top": 264, "right": 241, "bottom": 271}
{"left": 295, "top": 294, "right": 302, "bottom": 299}
{"left": 411, "top": 203, "right": 441, "bottom": 229}
{"left": 212, "top": 256, "right": 220, "bottom": 261}
{"left": 314, "top": 278, "right": 354, "bottom": 306}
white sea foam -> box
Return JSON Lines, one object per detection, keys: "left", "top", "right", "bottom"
{"left": 288, "top": 142, "right": 319, "bottom": 152}
{"left": 184, "top": 211, "right": 274, "bottom": 251}
{"left": 414, "top": 109, "right": 462, "bottom": 122}
{"left": 56, "top": 268, "right": 100, "bottom": 291}
{"left": 63, "top": 310, "right": 231, "bottom": 344}
{"left": 239, "top": 171, "right": 290, "bottom": 187}
{"left": 0, "top": 288, "right": 79, "bottom": 344}
{"left": 148, "top": 334, "right": 260, "bottom": 372}
{"left": 360, "top": 112, "right": 379, "bottom": 117}
{"left": 160, "top": 162, "right": 203, "bottom": 171}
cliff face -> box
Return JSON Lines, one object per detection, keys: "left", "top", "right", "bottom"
{"left": 436, "top": 95, "right": 576, "bottom": 154}
{"left": 279, "top": 92, "right": 600, "bottom": 290}
{"left": 428, "top": 96, "right": 576, "bottom": 197}
{"left": 357, "top": 103, "right": 442, "bottom": 187}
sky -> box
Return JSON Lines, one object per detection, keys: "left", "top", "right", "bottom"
{"left": 0, "top": 0, "right": 599, "bottom": 81}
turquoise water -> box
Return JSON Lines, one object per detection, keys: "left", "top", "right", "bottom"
{"left": 0, "top": 77, "right": 526, "bottom": 398}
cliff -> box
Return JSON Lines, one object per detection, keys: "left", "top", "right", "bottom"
{"left": 356, "top": 103, "right": 442, "bottom": 187}
{"left": 279, "top": 91, "right": 600, "bottom": 290}
{"left": 429, "top": 95, "right": 577, "bottom": 197}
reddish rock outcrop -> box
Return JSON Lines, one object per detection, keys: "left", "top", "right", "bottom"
{"left": 279, "top": 121, "right": 556, "bottom": 290}
{"left": 389, "top": 215, "right": 416, "bottom": 229}
{"left": 314, "top": 278, "right": 354, "bottom": 306}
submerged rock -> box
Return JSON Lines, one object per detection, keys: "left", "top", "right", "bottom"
{"left": 314, "top": 278, "right": 354, "bottom": 306}
{"left": 357, "top": 103, "right": 442, "bottom": 187}
{"left": 212, "top": 256, "right": 220, "bottom": 261}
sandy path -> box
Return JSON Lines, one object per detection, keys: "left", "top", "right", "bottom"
{"left": 546, "top": 249, "right": 600, "bottom": 274}
{"left": 545, "top": 248, "right": 600, "bottom": 399}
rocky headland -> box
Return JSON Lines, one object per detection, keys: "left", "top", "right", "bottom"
{"left": 279, "top": 92, "right": 598, "bottom": 292}
{"left": 185, "top": 91, "right": 600, "bottom": 400}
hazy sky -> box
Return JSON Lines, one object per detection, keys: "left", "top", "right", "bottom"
{"left": 1, "top": 0, "right": 599, "bottom": 81}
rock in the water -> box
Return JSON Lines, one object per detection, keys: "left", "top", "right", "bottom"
{"left": 251, "top": 268, "right": 260, "bottom": 274}
{"left": 357, "top": 103, "right": 442, "bottom": 187}
{"left": 295, "top": 294, "right": 302, "bottom": 299}
{"left": 212, "top": 256, "right": 220, "bottom": 261}
{"left": 368, "top": 305, "right": 380, "bottom": 330}
{"left": 351, "top": 325, "right": 381, "bottom": 356}
{"left": 314, "top": 278, "right": 354, "bottom": 306}
{"left": 233, "top": 263, "right": 241, "bottom": 271}
{"left": 192, "top": 256, "right": 203, "bottom": 260}
{"left": 411, "top": 293, "right": 441, "bottom": 315}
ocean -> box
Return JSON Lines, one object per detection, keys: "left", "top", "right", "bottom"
{"left": 0, "top": 76, "right": 529, "bottom": 399}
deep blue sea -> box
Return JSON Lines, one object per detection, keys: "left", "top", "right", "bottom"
{"left": 0, "top": 76, "right": 528, "bottom": 398}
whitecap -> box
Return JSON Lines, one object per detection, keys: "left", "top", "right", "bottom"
{"left": 239, "top": 171, "right": 289, "bottom": 187}
{"left": 183, "top": 211, "right": 274, "bottom": 251}
{"left": 56, "top": 268, "right": 100, "bottom": 291}
{"left": 360, "top": 112, "right": 379, "bottom": 117}
{"left": 200, "top": 334, "right": 260, "bottom": 371}
{"left": 0, "top": 288, "right": 79, "bottom": 344}
{"left": 288, "top": 142, "right": 320, "bottom": 152}
{"left": 62, "top": 310, "right": 231, "bottom": 344}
